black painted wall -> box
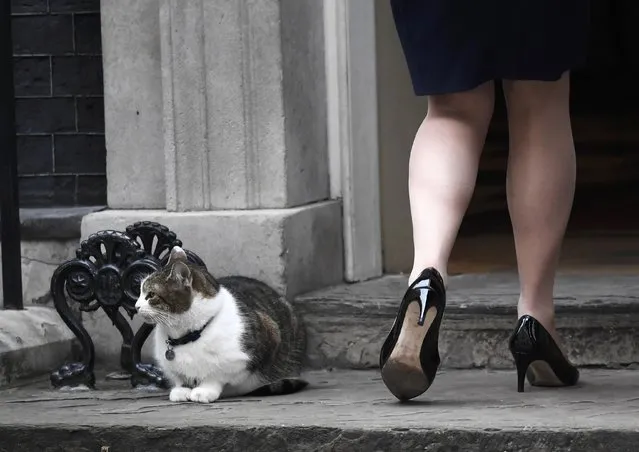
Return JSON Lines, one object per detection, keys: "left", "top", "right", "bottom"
{"left": 11, "top": 0, "right": 106, "bottom": 207}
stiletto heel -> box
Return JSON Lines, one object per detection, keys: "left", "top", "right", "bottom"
{"left": 513, "top": 353, "right": 533, "bottom": 393}
{"left": 509, "top": 315, "right": 579, "bottom": 393}
{"left": 379, "top": 269, "right": 446, "bottom": 401}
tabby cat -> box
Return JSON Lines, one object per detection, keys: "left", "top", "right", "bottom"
{"left": 135, "top": 246, "right": 307, "bottom": 403}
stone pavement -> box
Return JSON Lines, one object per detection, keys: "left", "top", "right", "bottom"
{"left": 1, "top": 369, "right": 638, "bottom": 451}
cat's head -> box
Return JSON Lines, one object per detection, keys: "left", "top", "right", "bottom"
{"left": 134, "top": 246, "right": 219, "bottom": 325}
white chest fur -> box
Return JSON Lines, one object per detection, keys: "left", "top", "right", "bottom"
{"left": 152, "top": 287, "right": 252, "bottom": 388}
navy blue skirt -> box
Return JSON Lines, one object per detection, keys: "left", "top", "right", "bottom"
{"left": 391, "top": 0, "right": 591, "bottom": 96}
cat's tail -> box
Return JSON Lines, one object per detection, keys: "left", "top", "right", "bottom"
{"left": 247, "top": 378, "right": 309, "bottom": 397}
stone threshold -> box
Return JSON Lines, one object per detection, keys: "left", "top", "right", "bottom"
{"left": 0, "top": 369, "right": 638, "bottom": 451}
{"left": 294, "top": 273, "right": 639, "bottom": 369}
{"left": 0, "top": 206, "right": 105, "bottom": 240}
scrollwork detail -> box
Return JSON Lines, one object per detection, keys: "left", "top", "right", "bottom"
{"left": 50, "top": 221, "right": 206, "bottom": 390}
{"left": 50, "top": 259, "right": 98, "bottom": 389}
{"left": 126, "top": 221, "right": 180, "bottom": 262}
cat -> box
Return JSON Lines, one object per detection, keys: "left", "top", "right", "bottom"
{"left": 134, "top": 246, "right": 308, "bottom": 403}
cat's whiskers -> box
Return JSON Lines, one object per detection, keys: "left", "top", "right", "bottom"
{"left": 143, "top": 310, "right": 170, "bottom": 325}
{"left": 151, "top": 311, "right": 170, "bottom": 324}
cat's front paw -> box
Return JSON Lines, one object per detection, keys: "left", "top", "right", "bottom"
{"left": 189, "top": 387, "right": 221, "bottom": 403}
{"left": 169, "top": 386, "right": 192, "bottom": 402}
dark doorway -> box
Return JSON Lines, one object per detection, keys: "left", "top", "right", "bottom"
{"left": 463, "top": 1, "right": 639, "bottom": 235}
{"left": 453, "top": 2, "right": 639, "bottom": 273}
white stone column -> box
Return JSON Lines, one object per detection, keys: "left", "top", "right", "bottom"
{"left": 101, "top": 0, "right": 166, "bottom": 209}
{"left": 160, "top": 0, "right": 330, "bottom": 211}
{"left": 89, "top": 0, "right": 343, "bottom": 304}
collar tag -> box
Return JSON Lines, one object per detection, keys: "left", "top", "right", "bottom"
{"left": 165, "top": 340, "right": 175, "bottom": 361}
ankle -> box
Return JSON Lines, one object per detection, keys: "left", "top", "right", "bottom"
{"left": 409, "top": 266, "right": 448, "bottom": 288}
{"left": 517, "top": 298, "right": 555, "bottom": 331}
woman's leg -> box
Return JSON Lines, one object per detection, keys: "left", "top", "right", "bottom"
{"left": 409, "top": 82, "right": 495, "bottom": 285}
{"left": 503, "top": 73, "right": 576, "bottom": 338}
{"left": 381, "top": 81, "right": 495, "bottom": 401}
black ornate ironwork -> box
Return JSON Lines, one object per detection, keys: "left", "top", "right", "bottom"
{"left": 50, "top": 221, "right": 206, "bottom": 390}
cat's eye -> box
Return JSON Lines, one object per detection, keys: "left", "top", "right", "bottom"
{"left": 146, "top": 291, "right": 155, "bottom": 300}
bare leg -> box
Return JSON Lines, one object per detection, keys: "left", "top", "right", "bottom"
{"left": 503, "top": 73, "right": 576, "bottom": 338}
{"left": 409, "top": 82, "right": 495, "bottom": 285}
{"left": 382, "top": 82, "right": 495, "bottom": 400}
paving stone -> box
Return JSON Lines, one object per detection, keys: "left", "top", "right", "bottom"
{"left": 0, "top": 369, "right": 638, "bottom": 451}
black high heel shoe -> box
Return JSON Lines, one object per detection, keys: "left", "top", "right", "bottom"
{"left": 379, "top": 268, "right": 446, "bottom": 401}
{"left": 509, "top": 314, "right": 579, "bottom": 393}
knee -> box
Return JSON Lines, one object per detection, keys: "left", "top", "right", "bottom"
{"left": 504, "top": 73, "right": 571, "bottom": 117}
{"left": 426, "top": 81, "right": 495, "bottom": 129}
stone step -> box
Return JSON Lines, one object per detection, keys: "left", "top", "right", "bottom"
{"left": 0, "top": 307, "right": 75, "bottom": 387}
{"left": 294, "top": 273, "right": 639, "bottom": 370}
{"left": 1, "top": 369, "right": 637, "bottom": 451}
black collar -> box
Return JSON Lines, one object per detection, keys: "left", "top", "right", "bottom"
{"left": 166, "top": 317, "right": 214, "bottom": 347}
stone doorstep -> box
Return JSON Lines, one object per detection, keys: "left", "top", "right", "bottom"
{"left": 0, "top": 369, "right": 638, "bottom": 452}
{"left": 0, "top": 307, "right": 76, "bottom": 387}
{"left": 294, "top": 273, "right": 639, "bottom": 370}
{"left": 38, "top": 272, "right": 639, "bottom": 371}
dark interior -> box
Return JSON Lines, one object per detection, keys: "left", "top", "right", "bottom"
{"left": 462, "top": 1, "right": 639, "bottom": 235}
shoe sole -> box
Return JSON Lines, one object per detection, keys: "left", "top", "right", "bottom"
{"left": 381, "top": 301, "right": 439, "bottom": 401}
{"left": 527, "top": 360, "right": 566, "bottom": 387}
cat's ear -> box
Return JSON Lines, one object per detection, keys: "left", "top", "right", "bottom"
{"left": 169, "top": 261, "right": 192, "bottom": 288}
{"left": 168, "top": 246, "right": 188, "bottom": 265}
